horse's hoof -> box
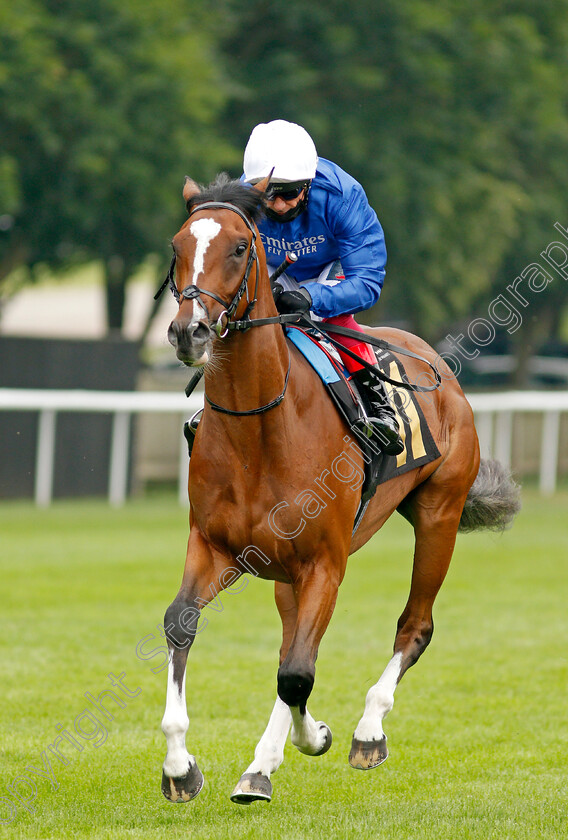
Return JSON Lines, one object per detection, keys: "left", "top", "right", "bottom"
{"left": 161, "top": 761, "right": 204, "bottom": 802}
{"left": 230, "top": 772, "right": 272, "bottom": 804}
{"left": 348, "top": 735, "right": 388, "bottom": 770}
{"left": 294, "top": 723, "right": 333, "bottom": 756}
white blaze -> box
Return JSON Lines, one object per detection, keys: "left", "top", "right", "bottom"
{"left": 190, "top": 217, "right": 221, "bottom": 284}
{"left": 189, "top": 218, "right": 221, "bottom": 322}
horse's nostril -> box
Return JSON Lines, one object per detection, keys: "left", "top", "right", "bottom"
{"left": 192, "top": 322, "right": 211, "bottom": 343}
{"left": 168, "top": 319, "right": 211, "bottom": 352}
{"left": 167, "top": 322, "right": 179, "bottom": 348}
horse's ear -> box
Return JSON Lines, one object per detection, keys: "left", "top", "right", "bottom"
{"left": 252, "top": 169, "right": 274, "bottom": 194}
{"left": 183, "top": 176, "right": 201, "bottom": 206}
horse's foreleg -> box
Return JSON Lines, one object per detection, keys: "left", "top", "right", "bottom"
{"left": 230, "top": 696, "right": 291, "bottom": 804}
{"left": 161, "top": 532, "right": 234, "bottom": 802}
{"left": 270, "top": 581, "right": 332, "bottom": 758}
{"left": 231, "top": 582, "right": 295, "bottom": 803}
{"left": 277, "top": 570, "right": 339, "bottom": 765}
{"left": 276, "top": 566, "right": 339, "bottom": 710}
{"left": 231, "top": 575, "right": 337, "bottom": 804}
{"left": 161, "top": 638, "right": 203, "bottom": 801}
{"left": 350, "top": 497, "right": 466, "bottom": 770}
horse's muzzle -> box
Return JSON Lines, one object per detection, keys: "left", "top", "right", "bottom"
{"left": 168, "top": 318, "right": 213, "bottom": 366}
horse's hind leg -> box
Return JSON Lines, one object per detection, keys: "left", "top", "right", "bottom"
{"left": 231, "top": 576, "right": 336, "bottom": 804}
{"left": 350, "top": 479, "right": 470, "bottom": 770}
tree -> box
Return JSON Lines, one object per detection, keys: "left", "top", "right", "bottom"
{"left": 0, "top": 0, "right": 238, "bottom": 331}
{"left": 476, "top": 1, "right": 568, "bottom": 383}
{"left": 216, "top": 0, "right": 568, "bottom": 382}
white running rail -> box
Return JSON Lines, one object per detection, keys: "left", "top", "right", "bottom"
{"left": 0, "top": 389, "right": 200, "bottom": 507}
{"left": 0, "top": 388, "right": 566, "bottom": 505}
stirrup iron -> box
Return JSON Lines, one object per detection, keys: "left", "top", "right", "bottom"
{"left": 183, "top": 409, "right": 203, "bottom": 457}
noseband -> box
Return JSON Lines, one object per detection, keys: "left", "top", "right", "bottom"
{"left": 154, "top": 201, "right": 260, "bottom": 337}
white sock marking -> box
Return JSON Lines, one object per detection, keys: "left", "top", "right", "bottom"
{"left": 353, "top": 651, "right": 403, "bottom": 742}
{"left": 242, "top": 697, "right": 291, "bottom": 778}
{"left": 290, "top": 706, "right": 329, "bottom": 755}
{"left": 161, "top": 656, "right": 193, "bottom": 778}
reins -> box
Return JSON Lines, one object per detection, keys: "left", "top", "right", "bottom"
{"left": 157, "top": 198, "right": 441, "bottom": 406}
{"left": 306, "top": 320, "right": 442, "bottom": 392}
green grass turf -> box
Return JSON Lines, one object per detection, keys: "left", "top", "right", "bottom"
{"left": 0, "top": 489, "right": 566, "bottom": 839}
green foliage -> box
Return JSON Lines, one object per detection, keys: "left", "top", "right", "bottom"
{"left": 217, "top": 0, "right": 568, "bottom": 352}
{"left": 2, "top": 0, "right": 568, "bottom": 357}
{"left": 0, "top": 0, "right": 237, "bottom": 327}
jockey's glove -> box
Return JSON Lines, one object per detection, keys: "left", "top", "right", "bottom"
{"left": 273, "top": 284, "right": 312, "bottom": 315}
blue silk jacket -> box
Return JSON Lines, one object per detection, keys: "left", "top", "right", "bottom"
{"left": 256, "top": 157, "right": 387, "bottom": 318}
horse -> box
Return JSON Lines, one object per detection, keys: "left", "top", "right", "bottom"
{"left": 159, "top": 172, "right": 520, "bottom": 804}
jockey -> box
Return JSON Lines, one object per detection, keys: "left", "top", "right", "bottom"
{"left": 243, "top": 119, "right": 403, "bottom": 456}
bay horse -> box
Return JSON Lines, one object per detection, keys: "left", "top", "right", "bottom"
{"left": 160, "top": 173, "right": 519, "bottom": 804}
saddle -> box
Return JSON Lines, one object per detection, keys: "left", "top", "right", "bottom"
{"left": 285, "top": 325, "right": 441, "bottom": 532}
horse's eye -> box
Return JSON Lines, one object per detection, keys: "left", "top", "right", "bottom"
{"left": 234, "top": 242, "right": 247, "bottom": 257}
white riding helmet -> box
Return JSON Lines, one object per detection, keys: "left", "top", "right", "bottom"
{"left": 243, "top": 120, "right": 318, "bottom": 184}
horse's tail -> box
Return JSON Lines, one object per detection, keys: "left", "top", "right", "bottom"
{"left": 458, "top": 458, "right": 521, "bottom": 533}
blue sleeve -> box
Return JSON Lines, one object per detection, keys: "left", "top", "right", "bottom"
{"left": 303, "top": 187, "right": 386, "bottom": 318}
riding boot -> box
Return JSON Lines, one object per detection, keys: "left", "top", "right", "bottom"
{"left": 353, "top": 369, "right": 404, "bottom": 456}
{"left": 183, "top": 409, "right": 203, "bottom": 457}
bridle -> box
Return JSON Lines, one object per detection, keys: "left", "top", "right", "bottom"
{"left": 155, "top": 199, "right": 292, "bottom": 416}
{"left": 154, "top": 201, "right": 261, "bottom": 339}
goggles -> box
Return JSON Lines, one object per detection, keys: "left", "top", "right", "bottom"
{"left": 265, "top": 181, "right": 309, "bottom": 202}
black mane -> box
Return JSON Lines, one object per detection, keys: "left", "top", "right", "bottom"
{"left": 186, "top": 173, "right": 266, "bottom": 223}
